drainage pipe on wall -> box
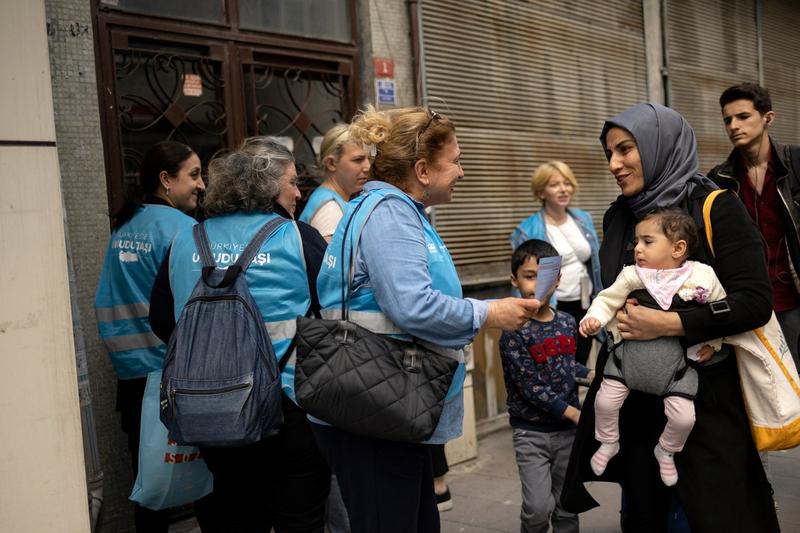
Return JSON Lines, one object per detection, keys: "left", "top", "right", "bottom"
{"left": 65, "top": 225, "right": 104, "bottom": 531}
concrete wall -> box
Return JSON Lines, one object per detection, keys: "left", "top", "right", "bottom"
{"left": 44, "top": 0, "right": 133, "bottom": 531}
{"left": 357, "top": 0, "right": 417, "bottom": 108}
{"left": 0, "top": 1, "right": 90, "bottom": 531}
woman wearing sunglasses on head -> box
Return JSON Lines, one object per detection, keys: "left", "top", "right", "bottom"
{"left": 310, "top": 106, "right": 543, "bottom": 533}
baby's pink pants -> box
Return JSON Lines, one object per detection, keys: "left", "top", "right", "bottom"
{"left": 594, "top": 378, "right": 696, "bottom": 452}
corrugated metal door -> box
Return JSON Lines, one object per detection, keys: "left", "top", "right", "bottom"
{"left": 665, "top": 0, "right": 759, "bottom": 172}
{"left": 420, "top": 0, "right": 648, "bottom": 284}
{"left": 763, "top": 0, "right": 800, "bottom": 145}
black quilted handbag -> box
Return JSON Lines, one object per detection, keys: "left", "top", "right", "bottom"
{"left": 294, "top": 197, "right": 458, "bottom": 443}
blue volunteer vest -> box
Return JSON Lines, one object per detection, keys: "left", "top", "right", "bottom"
{"left": 169, "top": 212, "right": 310, "bottom": 402}
{"left": 298, "top": 185, "right": 347, "bottom": 225}
{"left": 317, "top": 187, "right": 467, "bottom": 443}
{"left": 95, "top": 205, "right": 195, "bottom": 379}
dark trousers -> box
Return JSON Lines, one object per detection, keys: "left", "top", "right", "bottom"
{"left": 429, "top": 444, "right": 449, "bottom": 478}
{"left": 311, "top": 423, "right": 440, "bottom": 533}
{"left": 557, "top": 300, "right": 591, "bottom": 365}
{"left": 618, "top": 355, "right": 778, "bottom": 533}
{"left": 200, "top": 394, "right": 330, "bottom": 533}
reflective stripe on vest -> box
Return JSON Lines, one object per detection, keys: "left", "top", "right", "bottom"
{"left": 95, "top": 302, "right": 150, "bottom": 322}
{"left": 104, "top": 331, "right": 164, "bottom": 353}
{"left": 265, "top": 318, "right": 297, "bottom": 341}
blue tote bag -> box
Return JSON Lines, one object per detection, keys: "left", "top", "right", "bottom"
{"left": 130, "top": 370, "right": 213, "bottom": 510}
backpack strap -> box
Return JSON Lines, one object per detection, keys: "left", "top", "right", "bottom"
{"left": 193, "top": 216, "right": 288, "bottom": 288}
{"left": 702, "top": 189, "right": 726, "bottom": 258}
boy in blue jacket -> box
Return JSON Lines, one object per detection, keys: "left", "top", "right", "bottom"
{"left": 500, "top": 239, "right": 594, "bottom": 533}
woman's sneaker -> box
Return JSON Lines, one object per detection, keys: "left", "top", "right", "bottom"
{"left": 436, "top": 487, "right": 453, "bottom": 512}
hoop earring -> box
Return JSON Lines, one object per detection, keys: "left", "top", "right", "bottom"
{"left": 165, "top": 187, "right": 171, "bottom": 197}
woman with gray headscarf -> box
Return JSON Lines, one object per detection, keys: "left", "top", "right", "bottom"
{"left": 561, "top": 103, "right": 779, "bottom": 532}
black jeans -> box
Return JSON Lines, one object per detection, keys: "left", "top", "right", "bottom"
{"left": 199, "top": 394, "right": 330, "bottom": 533}
{"left": 429, "top": 444, "right": 449, "bottom": 478}
{"left": 311, "top": 423, "right": 440, "bottom": 533}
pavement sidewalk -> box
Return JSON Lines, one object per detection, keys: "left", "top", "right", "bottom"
{"left": 174, "top": 425, "right": 800, "bottom": 532}
{"left": 441, "top": 425, "right": 800, "bottom": 532}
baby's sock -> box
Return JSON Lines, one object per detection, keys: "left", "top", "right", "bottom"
{"left": 654, "top": 444, "right": 678, "bottom": 486}
{"left": 590, "top": 442, "right": 620, "bottom": 476}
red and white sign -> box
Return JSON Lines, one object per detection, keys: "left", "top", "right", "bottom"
{"left": 373, "top": 57, "right": 395, "bottom": 78}
{"left": 182, "top": 74, "right": 203, "bottom": 97}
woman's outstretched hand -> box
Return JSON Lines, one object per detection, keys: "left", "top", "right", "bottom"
{"left": 615, "top": 298, "right": 684, "bottom": 340}
{"left": 485, "top": 298, "right": 541, "bottom": 331}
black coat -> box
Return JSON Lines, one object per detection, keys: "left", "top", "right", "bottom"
{"left": 708, "top": 137, "right": 800, "bottom": 297}
{"left": 561, "top": 187, "right": 780, "bottom": 533}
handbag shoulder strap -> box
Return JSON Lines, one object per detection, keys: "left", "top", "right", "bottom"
{"left": 339, "top": 197, "right": 370, "bottom": 320}
{"left": 702, "top": 189, "right": 726, "bottom": 258}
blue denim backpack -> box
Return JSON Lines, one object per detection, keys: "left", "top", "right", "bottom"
{"left": 160, "top": 217, "right": 288, "bottom": 447}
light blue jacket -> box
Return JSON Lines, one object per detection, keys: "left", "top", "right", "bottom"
{"left": 510, "top": 208, "right": 603, "bottom": 306}
{"left": 318, "top": 181, "right": 487, "bottom": 443}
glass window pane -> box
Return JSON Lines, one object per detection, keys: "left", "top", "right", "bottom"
{"left": 239, "top": 0, "right": 350, "bottom": 42}
{"left": 101, "top": 0, "right": 225, "bottom": 24}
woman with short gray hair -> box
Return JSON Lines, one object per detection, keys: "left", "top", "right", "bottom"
{"left": 149, "top": 145, "right": 331, "bottom": 532}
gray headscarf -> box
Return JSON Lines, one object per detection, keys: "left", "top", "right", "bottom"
{"left": 600, "top": 103, "right": 718, "bottom": 218}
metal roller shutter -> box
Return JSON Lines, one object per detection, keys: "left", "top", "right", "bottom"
{"left": 762, "top": 0, "right": 800, "bottom": 145}
{"left": 420, "top": 0, "right": 648, "bottom": 284}
{"left": 665, "top": 0, "right": 759, "bottom": 173}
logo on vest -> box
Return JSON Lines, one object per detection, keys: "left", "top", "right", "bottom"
{"left": 118, "top": 251, "right": 139, "bottom": 263}
{"left": 192, "top": 252, "right": 271, "bottom": 266}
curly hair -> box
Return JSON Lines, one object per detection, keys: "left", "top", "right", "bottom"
{"left": 203, "top": 137, "right": 293, "bottom": 216}
{"left": 348, "top": 105, "right": 455, "bottom": 188}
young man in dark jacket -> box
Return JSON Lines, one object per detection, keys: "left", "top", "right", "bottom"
{"left": 708, "top": 82, "right": 800, "bottom": 369}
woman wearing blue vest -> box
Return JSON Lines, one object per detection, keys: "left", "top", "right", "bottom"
{"left": 510, "top": 161, "right": 602, "bottom": 365}
{"left": 299, "top": 123, "right": 371, "bottom": 242}
{"left": 312, "top": 106, "right": 543, "bottom": 533}
{"left": 149, "top": 140, "right": 330, "bottom": 533}
{"left": 94, "top": 141, "right": 206, "bottom": 532}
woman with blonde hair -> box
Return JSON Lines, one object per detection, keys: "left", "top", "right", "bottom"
{"left": 299, "top": 124, "right": 371, "bottom": 241}
{"left": 510, "top": 161, "right": 602, "bottom": 365}
{"left": 310, "top": 106, "right": 542, "bottom": 532}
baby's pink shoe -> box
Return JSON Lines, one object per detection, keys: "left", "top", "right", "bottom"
{"left": 590, "top": 442, "right": 620, "bottom": 476}
{"left": 654, "top": 444, "right": 678, "bottom": 486}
